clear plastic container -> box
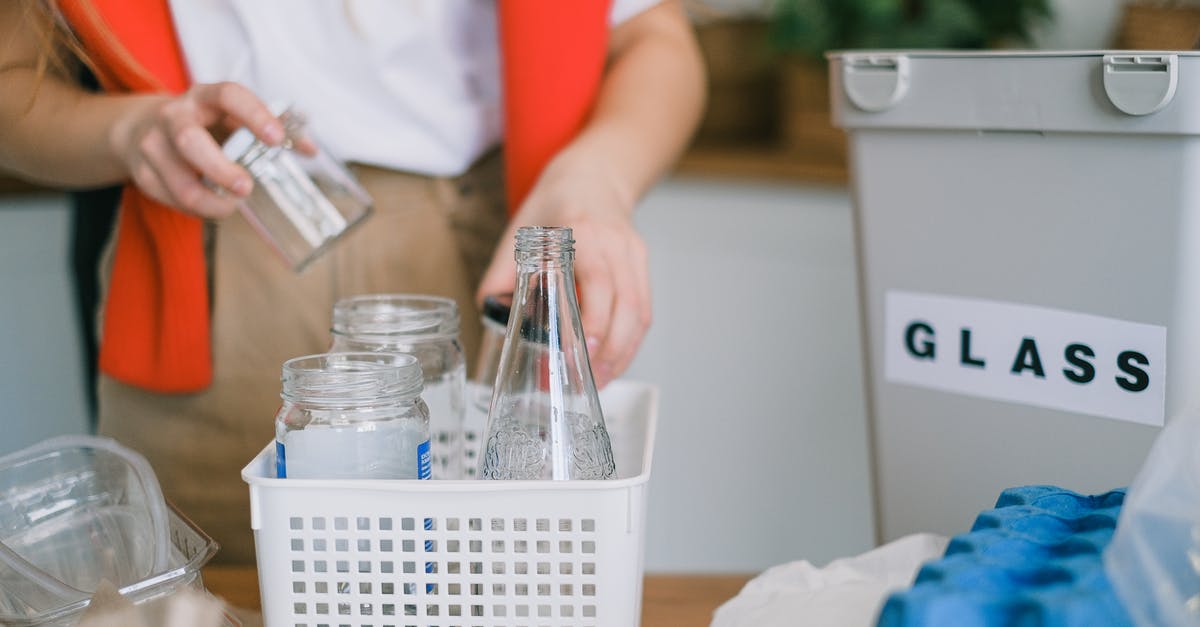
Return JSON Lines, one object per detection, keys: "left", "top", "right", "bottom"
{"left": 0, "top": 506, "right": 220, "bottom": 626}
{"left": 223, "top": 107, "right": 372, "bottom": 272}
{"left": 0, "top": 436, "right": 218, "bottom": 625}
{"left": 331, "top": 295, "right": 466, "bottom": 480}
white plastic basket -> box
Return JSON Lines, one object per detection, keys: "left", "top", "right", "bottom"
{"left": 243, "top": 380, "right": 657, "bottom": 627}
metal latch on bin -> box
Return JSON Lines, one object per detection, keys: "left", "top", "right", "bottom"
{"left": 843, "top": 54, "right": 910, "bottom": 112}
{"left": 1103, "top": 54, "right": 1178, "bottom": 116}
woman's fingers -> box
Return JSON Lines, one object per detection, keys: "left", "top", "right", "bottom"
{"left": 576, "top": 226, "right": 651, "bottom": 388}
{"left": 168, "top": 83, "right": 279, "bottom": 195}
{"left": 169, "top": 122, "right": 252, "bottom": 196}
{"left": 576, "top": 245, "right": 616, "bottom": 368}
{"left": 597, "top": 292, "right": 645, "bottom": 388}
{"left": 139, "top": 128, "right": 239, "bottom": 218}
{"left": 190, "top": 82, "right": 283, "bottom": 144}
{"left": 117, "top": 82, "right": 289, "bottom": 218}
{"left": 612, "top": 235, "right": 652, "bottom": 379}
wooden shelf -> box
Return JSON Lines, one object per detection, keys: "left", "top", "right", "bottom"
{"left": 675, "top": 144, "right": 848, "bottom": 185}
{"left": 203, "top": 565, "right": 755, "bottom": 627}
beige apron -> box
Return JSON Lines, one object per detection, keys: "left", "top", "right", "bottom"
{"left": 97, "top": 153, "right": 507, "bottom": 564}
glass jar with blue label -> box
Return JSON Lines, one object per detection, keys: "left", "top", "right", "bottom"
{"left": 274, "top": 352, "right": 431, "bottom": 480}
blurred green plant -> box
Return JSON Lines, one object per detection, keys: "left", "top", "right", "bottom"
{"left": 770, "top": 0, "right": 1053, "bottom": 59}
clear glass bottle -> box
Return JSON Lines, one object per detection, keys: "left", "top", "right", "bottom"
{"left": 479, "top": 227, "right": 616, "bottom": 480}
{"left": 274, "top": 352, "right": 430, "bottom": 480}
{"left": 330, "top": 295, "right": 465, "bottom": 480}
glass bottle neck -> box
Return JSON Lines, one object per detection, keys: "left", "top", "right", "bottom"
{"left": 514, "top": 226, "right": 574, "bottom": 270}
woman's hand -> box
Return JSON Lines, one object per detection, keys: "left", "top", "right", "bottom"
{"left": 108, "top": 82, "right": 284, "bottom": 219}
{"left": 476, "top": 154, "right": 652, "bottom": 389}
{"left": 474, "top": 0, "right": 701, "bottom": 388}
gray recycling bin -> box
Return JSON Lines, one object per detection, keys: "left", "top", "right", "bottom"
{"left": 830, "top": 51, "right": 1200, "bottom": 540}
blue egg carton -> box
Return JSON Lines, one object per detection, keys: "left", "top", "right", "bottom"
{"left": 876, "top": 486, "right": 1132, "bottom": 627}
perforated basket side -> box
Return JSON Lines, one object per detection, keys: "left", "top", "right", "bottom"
{"left": 252, "top": 483, "right": 647, "bottom": 627}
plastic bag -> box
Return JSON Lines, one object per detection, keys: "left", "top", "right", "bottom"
{"left": 1105, "top": 410, "right": 1200, "bottom": 626}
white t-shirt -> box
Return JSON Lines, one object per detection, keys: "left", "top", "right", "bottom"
{"left": 169, "top": 0, "right": 658, "bottom": 177}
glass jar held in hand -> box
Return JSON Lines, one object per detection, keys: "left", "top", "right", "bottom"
{"left": 479, "top": 227, "right": 616, "bottom": 481}
{"left": 223, "top": 107, "right": 373, "bottom": 272}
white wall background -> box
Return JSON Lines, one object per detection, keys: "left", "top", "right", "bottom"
{"left": 0, "top": 195, "right": 90, "bottom": 454}
{"left": 630, "top": 178, "right": 874, "bottom": 572}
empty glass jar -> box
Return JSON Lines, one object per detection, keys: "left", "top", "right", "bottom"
{"left": 274, "top": 352, "right": 430, "bottom": 480}
{"left": 331, "top": 295, "right": 466, "bottom": 480}
{"left": 223, "top": 107, "right": 372, "bottom": 272}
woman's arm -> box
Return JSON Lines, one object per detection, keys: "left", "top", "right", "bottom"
{"left": 559, "top": 0, "right": 707, "bottom": 204}
{"left": 0, "top": 1, "right": 279, "bottom": 218}
{"left": 0, "top": 1, "right": 140, "bottom": 187}
{"left": 476, "top": 0, "right": 706, "bottom": 387}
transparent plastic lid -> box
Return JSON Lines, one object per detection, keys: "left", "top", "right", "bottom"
{"left": 0, "top": 505, "right": 219, "bottom": 625}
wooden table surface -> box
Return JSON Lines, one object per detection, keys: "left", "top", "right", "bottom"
{"left": 204, "top": 566, "right": 751, "bottom": 627}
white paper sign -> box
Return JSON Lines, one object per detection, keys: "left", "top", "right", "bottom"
{"left": 884, "top": 291, "right": 1166, "bottom": 427}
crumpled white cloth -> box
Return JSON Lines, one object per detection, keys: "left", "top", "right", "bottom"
{"left": 711, "top": 533, "right": 949, "bottom": 627}
{"left": 77, "top": 580, "right": 235, "bottom": 627}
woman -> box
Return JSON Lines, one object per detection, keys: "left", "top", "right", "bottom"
{"left": 0, "top": 0, "right": 704, "bottom": 562}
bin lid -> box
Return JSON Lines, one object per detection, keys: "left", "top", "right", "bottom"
{"left": 827, "top": 50, "right": 1200, "bottom": 134}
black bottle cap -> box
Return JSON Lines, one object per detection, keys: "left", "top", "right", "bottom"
{"left": 482, "top": 294, "right": 512, "bottom": 326}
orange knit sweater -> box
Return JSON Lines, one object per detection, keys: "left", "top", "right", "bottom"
{"left": 58, "top": 0, "right": 611, "bottom": 392}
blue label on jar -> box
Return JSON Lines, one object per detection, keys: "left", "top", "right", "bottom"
{"left": 418, "top": 439, "right": 431, "bottom": 480}
{"left": 276, "top": 441, "right": 287, "bottom": 479}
